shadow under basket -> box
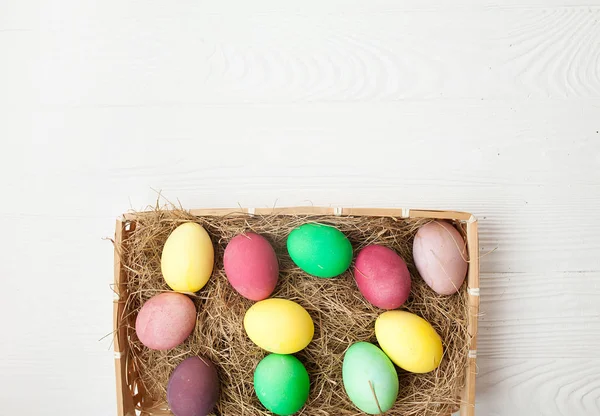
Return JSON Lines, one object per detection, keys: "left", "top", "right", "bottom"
{"left": 113, "top": 207, "right": 479, "bottom": 416}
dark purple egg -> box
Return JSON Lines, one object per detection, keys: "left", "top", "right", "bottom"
{"left": 167, "top": 356, "right": 220, "bottom": 416}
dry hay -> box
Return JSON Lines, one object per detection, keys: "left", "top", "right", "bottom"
{"left": 117, "top": 208, "right": 470, "bottom": 416}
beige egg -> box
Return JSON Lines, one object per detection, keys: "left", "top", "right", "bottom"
{"left": 413, "top": 221, "right": 468, "bottom": 295}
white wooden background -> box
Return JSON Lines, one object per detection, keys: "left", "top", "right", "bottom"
{"left": 1, "top": 1, "right": 599, "bottom": 415}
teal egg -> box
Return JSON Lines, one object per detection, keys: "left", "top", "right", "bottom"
{"left": 342, "top": 342, "right": 399, "bottom": 414}
{"left": 254, "top": 354, "right": 310, "bottom": 415}
{"left": 287, "top": 223, "right": 353, "bottom": 278}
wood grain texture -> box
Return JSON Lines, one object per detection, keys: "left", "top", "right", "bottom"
{"left": 33, "top": 4, "right": 600, "bottom": 106}
{"left": 479, "top": 271, "right": 600, "bottom": 358}
{"left": 14, "top": 102, "right": 600, "bottom": 274}
{"left": 476, "top": 358, "right": 600, "bottom": 415}
{"left": 1, "top": 0, "right": 600, "bottom": 415}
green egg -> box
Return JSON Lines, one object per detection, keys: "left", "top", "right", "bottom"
{"left": 254, "top": 354, "right": 310, "bottom": 415}
{"left": 286, "top": 223, "right": 353, "bottom": 278}
{"left": 342, "top": 342, "right": 399, "bottom": 414}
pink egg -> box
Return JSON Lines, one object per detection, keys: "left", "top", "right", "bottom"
{"left": 413, "top": 221, "right": 468, "bottom": 295}
{"left": 135, "top": 292, "right": 196, "bottom": 350}
{"left": 354, "top": 245, "right": 411, "bottom": 310}
{"left": 223, "top": 232, "right": 279, "bottom": 301}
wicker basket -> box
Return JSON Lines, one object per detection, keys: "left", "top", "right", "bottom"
{"left": 113, "top": 207, "right": 479, "bottom": 416}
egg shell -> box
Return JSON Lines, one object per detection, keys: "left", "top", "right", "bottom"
{"left": 135, "top": 292, "right": 196, "bottom": 351}
{"left": 223, "top": 232, "right": 279, "bottom": 301}
{"left": 254, "top": 354, "right": 310, "bottom": 415}
{"left": 244, "top": 298, "right": 314, "bottom": 354}
{"left": 342, "top": 342, "right": 399, "bottom": 414}
{"left": 413, "top": 221, "right": 468, "bottom": 295}
{"left": 375, "top": 310, "right": 443, "bottom": 373}
{"left": 354, "top": 245, "right": 411, "bottom": 309}
{"left": 161, "top": 222, "right": 214, "bottom": 292}
{"left": 287, "top": 223, "right": 353, "bottom": 278}
{"left": 167, "top": 356, "right": 220, "bottom": 416}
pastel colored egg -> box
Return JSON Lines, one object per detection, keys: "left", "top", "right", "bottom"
{"left": 161, "top": 222, "right": 214, "bottom": 292}
{"left": 354, "top": 245, "right": 411, "bottom": 309}
{"left": 135, "top": 292, "right": 196, "bottom": 351}
{"left": 413, "top": 221, "right": 468, "bottom": 295}
{"left": 224, "top": 232, "right": 279, "bottom": 301}
{"left": 254, "top": 354, "right": 310, "bottom": 415}
{"left": 342, "top": 342, "right": 399, "bottom": 414}
{"left": 167, "top": 356, "right": 220, "bottom": 416}
{"left": 244, "top": 298, "right": 314, "bottom": 354}
{"left": 287, "top": 223, "right": 353, "bottom": 278}
{"left": 375, "top": 310, "right": 443, "bottom": 373}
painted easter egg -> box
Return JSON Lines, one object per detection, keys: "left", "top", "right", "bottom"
{"left": 342, "top": 342, "right": 399, "bottom": 414}
{"left": 167, "top": 356, "right": 219, "bottom": 416}
{"left": 287, "top": 223, "right": 353, "bottom": 278}
{"left": 135, "top": 292, "right": 196, "bottom": 351}
{"left": 254, "top": 354, "right": 310, "bottom": 415}
{"left": 224, "top": 232, "right": 279, "bottom": 301}
{"left": 161, "top": 222, "right": 214, "bottom": 292}
{"left": 413, "top": 221, "right": 468, "bottom": 295}
{"left": 354, "top": 245, "right": 411, "bottom": 309}
{"left": 375, "top": 311, "right": 443, "bottom": 373}
{"left": 244, "top": 298, "right": 314, "bottom": 354}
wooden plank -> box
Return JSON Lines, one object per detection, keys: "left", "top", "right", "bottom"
{"left": 24, "top": 99, "right": 600, "bottom": 273}
{"left": 475, "top": 358, "right": 600, "bottom": 415}
{"left": 410, "top": 210, "right": 474, "bottom": 222}
{"left": 113, "top": 219, "right": 135, "bottom": 416}
{"left": 186, "top": 207, "right": 474, "bottom": 220}
{"left": 461, "top": 220, "right": 480, "bottom": 416}
{"left": 34, "top": 5, "right": 600, "bottom": 106}
{"left": 477, "top": 271, "right": 600, "bottom": 358}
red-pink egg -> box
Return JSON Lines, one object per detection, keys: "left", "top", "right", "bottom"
{"left": 224, "top": 232, "right": 279, "bottom": 301}
{"left": 135, "top": 292, "right": 196, "bottom": 350}
{"left": 354, "top": 245, "right": 411, "bottom": 309}
{"left": 167, "top": 356, "right": 220, "bottom": 416}
{"left": 413, "top": 221, "right": 468, "bottom": 295}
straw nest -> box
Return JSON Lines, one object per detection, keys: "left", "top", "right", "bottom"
{"left": 117, "top": 209, "right": 470, "bottom": 416}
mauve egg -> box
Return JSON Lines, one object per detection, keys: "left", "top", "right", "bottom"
{"left": 135, "top": 292, "right": 196, "bottom": 350}
{"left": 413, "top": 221, "right": 468, "bottom": 295}
{"left": 354, "top": 245, "right": 411, "bottom": 309}
{"left": 167, "top": 356, "right": 220, "bottom": 416}
{"left": 224, "top": 232, "right": 279, "bottom": 301}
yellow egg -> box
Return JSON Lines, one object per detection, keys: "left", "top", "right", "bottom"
{"left": 161, "top": 222, "right": 214, "bottom": 292}
{"left": 375, "top": 311, "right": 443, "bottom": 373}
{"left": 244, "top": 299, "right": 314, "bottom": 354}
